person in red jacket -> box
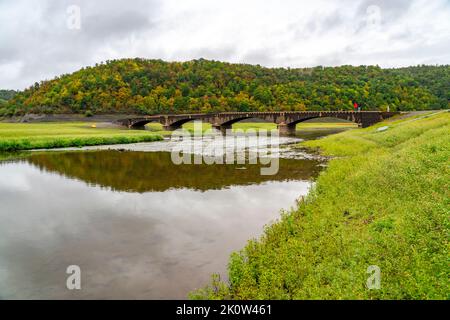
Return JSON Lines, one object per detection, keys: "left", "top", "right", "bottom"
{"left": 353, "top": 102, "right": 359, "bottom": 111}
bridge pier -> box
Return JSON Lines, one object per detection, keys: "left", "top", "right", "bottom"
{"left": 277, "top": 123, "right": 296, "bottom": 135}
{"left": 132, "top": 125, "right": 147, "bottom": 130}
{"left": 359, "top": 120, "right": 374, "bottom": 128}
{"left": 162, "top": 124, "right": 180, "bottom": 131}
{"left": 212, "top": 124, "right": 232, "bottom": 134}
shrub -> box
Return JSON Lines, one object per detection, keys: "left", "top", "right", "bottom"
{"left": 85, "top": 110, "right": 94, "bottom": 117}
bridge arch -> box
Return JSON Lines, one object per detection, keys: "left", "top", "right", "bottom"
{"left": 280, "top": 115, "right": 358, "bottom": 134}
{"left": 217, "top": 116, "right": 274, "bottom": 128}
{"left": 130, "top": 119, "right": 160, "bottom": 128}
{"left": 284, "top": 113, "right": 357, "bottom": 125}
{"left": 164, "top": 117, "right": 206, "bottom": 130}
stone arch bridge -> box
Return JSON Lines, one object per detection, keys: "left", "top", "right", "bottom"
{"left": 117, "top": 111, "right": 398, "bottom": 135}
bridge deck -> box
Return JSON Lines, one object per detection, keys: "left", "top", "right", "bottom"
{"left": 117, "top": 111, "right": 399, "bottom": 134}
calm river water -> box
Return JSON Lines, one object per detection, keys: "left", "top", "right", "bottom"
{"left": 0, "top": 128, "right": 343, "bottom": 299}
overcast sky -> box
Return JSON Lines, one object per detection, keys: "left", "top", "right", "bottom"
{"left": 1, "top": 0, "right": 449, "bottom": 90}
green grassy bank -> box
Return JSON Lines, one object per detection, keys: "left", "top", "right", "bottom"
{"left": 192, "top": 111, "right": 449, "bottom": 299}
{"left": 0, "top": 122, "right": 163, "bottom": 151}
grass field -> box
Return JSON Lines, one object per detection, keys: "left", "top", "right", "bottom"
{"left": 0, "top": 122, "right": 163, "bottom": 151}
{"left": 191, "top": 110, "right": 449, "bottom": 299}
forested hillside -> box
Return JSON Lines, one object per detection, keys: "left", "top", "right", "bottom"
{"left": 2, "top": 59, "right": 449, "bottom": 116}
{"left": 0, "top": 89, "right": 17, "bottom": 101}
{"left": 0, "top": 89, "right": 17, "bottom": 110}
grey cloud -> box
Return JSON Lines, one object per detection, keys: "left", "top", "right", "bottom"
{"left": 322, "top": 11, "right": 345, "bottom": 31}
{"left": 0, "top": 0, "right": 163, "bottom": 89}
{"left": 83, "top": 11, "right": 155, "bottom": 39}
{"left": 174, "top": 46, "right": 237, "bottom": 62}
{"left": 292, "top": 10, "right": 345, "bottom": 41}
{"left": 241, "top": 49, "right": 277, "bottom": 67}
{"left": 0, "top": 0, "right": 449, "bottom": 89}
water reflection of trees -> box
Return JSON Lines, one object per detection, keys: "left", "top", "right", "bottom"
{"left": 26, "top": 151, "right": 323, "bottom": 192}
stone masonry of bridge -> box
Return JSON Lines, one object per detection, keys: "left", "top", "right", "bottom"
{"left": 117, "top": 111, "right": 399, "bottom": 135}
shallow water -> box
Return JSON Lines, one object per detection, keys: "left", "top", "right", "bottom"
{"left": 0, "top": 128, "right": 341, "bottom": 299}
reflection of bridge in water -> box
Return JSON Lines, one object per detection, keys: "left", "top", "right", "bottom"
{"left": 26, "top": 151, "right": 324, "bottom": 193}
{"left": 117, "top": 111, "right": 399, "bottom": 134}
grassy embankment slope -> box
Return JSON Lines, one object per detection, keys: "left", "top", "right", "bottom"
{"left": 192, "top": 111, "right": 449, "bottom": 299}
{"left": 0, "top": 122, "right": 163, "bottom": 152}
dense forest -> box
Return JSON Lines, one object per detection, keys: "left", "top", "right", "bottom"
{"left": 0, "top": 89, "right": 17, "bottom": 110}
{"left": 2, "top": 59, "right": 449, "bottom": 116}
